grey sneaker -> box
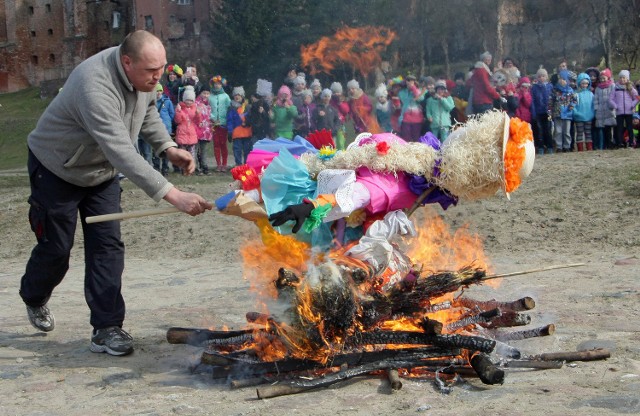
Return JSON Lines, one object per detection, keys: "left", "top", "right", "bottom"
{"left": 90, "top": 326, "right": 134, "bottom": 356}
{"left": 26, "top": 304, "right": 55, "bottom": 332}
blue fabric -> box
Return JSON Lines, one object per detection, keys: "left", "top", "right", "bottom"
{"left": 215, "top": 191, "right": 237, "bottom": 211}
{"left": 261, "top": 148, "right": 316, "bottom": 217}
{"left": 253, "top": 136, "right": 318, "bottom": 156}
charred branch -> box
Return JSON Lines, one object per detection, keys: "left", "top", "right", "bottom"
{"left": 445, "top": 308, "right": 501, "bottom": 331}
{"left": 470, "top": 353, "right": 505, "bottom": 385}
{"left": 455, "top": 296, "right": 536, "bottom": 312}
{"left": 348, "top": 331, "right": 496, "bottom": 354}
{"left": 532, "top": 349, "right": 611, "bottom": 362}
{"left": 479, "top": 310, "right": 531, "bottom": 329}
{"left": 206, "top": 346, "right": 461, "bottom": 379}
{"left": 166, "top": 327, "right": 254, "bottom": 346}
{"left": 494, "top": 324, "right": 556, "bottom": 342}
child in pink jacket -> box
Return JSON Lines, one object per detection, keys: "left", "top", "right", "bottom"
{"left": 174, "top": 85, "right": 201, "bottom": 170}
{"left": 515, "top": 77, "right": 532, "bottom": 123}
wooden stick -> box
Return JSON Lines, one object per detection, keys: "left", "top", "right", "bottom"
{"left": 502, "top": 360, "right": 563, "bottom": 369}
{"left": 481, "top": 263, "right": 585, "bottom": 281}
{"left": 166, "top": 327, "right": 254, "bottom": 346}
{"left": 405, "top": 187, "right": 437, "bottom": 217}
{"left": 387, "top": 369, "right": 403, "bottom": 390}
{"left": 534, "top": 349, "right": 611, "bottom": 362}
{"left": 85, "top": 206, "right": 180, "bottom": 223}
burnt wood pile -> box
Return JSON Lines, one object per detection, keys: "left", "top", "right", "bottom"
{"left": 167, "top": 265, "right": 609, "bottom": 398}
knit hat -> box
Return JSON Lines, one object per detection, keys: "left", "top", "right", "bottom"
{"left": 321, "top": 88, "right": 332, "bottom": 99}
{"left": 301, "top": 89, "right": 313, "bottom": 98}
{"left": 330, "top": 82, "right": 343, "bottom": 94}
{"left": 536, "top": 68, "right": 548, "bottom": 78}
{"left": 600, "top": 68, "right": 612, "bottom": 79}
{"left": 374, "top": 83, "right": 388, "bottom": 98}
{"left": 278, "top": 85, "right": 292, "bottom": 99}
{"left": 155, "top": 83, "right": 164, "bottom": 92}
{"left": 232, "top": 86, "right": 245, "bottom": 98}
{"left": 423, "top": 76, "right": 435, "bottom": 86}
{"left": 619, "top": 70, "right": 630, "bottom": 79}
{"left": 182, "top": 85, "right": 196, "bottom": 102}
{"left": 310, "top": 79, "right": 321, "bottom": 89}
{"left": 558, "top": 70, "right": 570, "bottom": 81}
{"left": 435, "top": 80, "right": 447, "bottom": 90}
{"left": 480, "top": 51, "right": 492, "bottom": 61}
{"left": 293, "top": 75, "right": 306, "bottom": 86}
{"left": 445, "top": 79, "right": 456, "bottom": 91}
{"left": 518, "top": 76, "right": 531, "bottom": 87}
{"left": 454, "top": 72, "right": 465, "bottom": 81}
{"left": 347, "top": 79, "right": 360, "bottom": 90}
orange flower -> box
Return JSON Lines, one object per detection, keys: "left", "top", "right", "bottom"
{"left": 376, "top": 141, "right": 390, "bottom": 155}
{"left": 504, "top": 117, "right": 533, "bottom": 193}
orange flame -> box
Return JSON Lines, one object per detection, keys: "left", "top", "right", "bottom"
{"left": 235, "top": 208, "right": 492, "bottom": 362}
{"left": 300, "top": 26, "right": 396, "bottom": 78}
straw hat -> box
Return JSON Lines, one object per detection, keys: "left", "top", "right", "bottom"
{"left": 436, "top": 111, "right": 534, "bottom": 200}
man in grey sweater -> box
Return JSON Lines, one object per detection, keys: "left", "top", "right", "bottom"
{"left": 20, "top": 30, "right": 212, "bottom": 356}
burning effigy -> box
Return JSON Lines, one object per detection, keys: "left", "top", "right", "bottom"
{"left": 167, "top": 111, "right": 605, "bottom": 398}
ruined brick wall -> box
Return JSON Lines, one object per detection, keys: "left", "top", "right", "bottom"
{"left": 0, "top": 0, "right": 129, "bottom": 93}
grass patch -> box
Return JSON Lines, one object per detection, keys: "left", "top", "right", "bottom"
{"left": 0, "top": 87, "right": 51, "bottom": 170}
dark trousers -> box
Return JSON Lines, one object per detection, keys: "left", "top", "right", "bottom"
{"left": 535, "top": 114, "right": 554, "bottom": 151}
{"left": 615, "top": 114, "right": 634, "bottom": 147}
{"left": 20, "top": 150, "right": 125, "bottom": 330}
{"left": 232, "top": 137, "right": 252, "bottom": 166}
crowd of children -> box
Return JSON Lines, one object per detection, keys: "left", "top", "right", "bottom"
{"left": 142, "top": 57, "right": 640, "bottom": 176}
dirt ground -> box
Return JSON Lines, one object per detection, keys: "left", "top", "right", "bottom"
{"left": 1, "top": 149, "right": 640, "bottom": 416}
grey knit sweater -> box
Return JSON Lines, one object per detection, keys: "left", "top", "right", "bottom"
{"left": 28, "top": 45, "right": 177, "bottom": 201}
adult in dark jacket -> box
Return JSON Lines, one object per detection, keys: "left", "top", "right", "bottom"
{"left": 312, "top": 89, "right": 341, "bottom": 136}
{"left": 21, "top": 30, "right": 212, "bottom": 357}
{"left": 248, "top": 93, "right": 272, "bottom": 143}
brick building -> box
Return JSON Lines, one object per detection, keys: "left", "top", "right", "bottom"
{"left": 0, "top": 0, "right": 216, "bottom": 94}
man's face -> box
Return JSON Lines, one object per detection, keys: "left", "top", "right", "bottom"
{"left": 559, "top": 62, "right": 567, "bottom": 71}
{"left": 122, "top": 40, "right": 167, "bottom": 92}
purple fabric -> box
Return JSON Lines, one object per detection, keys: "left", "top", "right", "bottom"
{"left": 409, "top": 133, "right": 457, "bottom": 210}
{"left": 408, "top": 175, "right": 458, "bottom": 210}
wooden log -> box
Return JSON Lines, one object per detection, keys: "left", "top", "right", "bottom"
{"left": 256, "top": 359, "right": 421, "bottom": 399}
{"left": 470, "top": 353, "right": 505, "bottom": 385}
{"left": 166, "top": 327, "right": 254, "bottom": 346}
{"left": 502, "top": 360, "right": 563, "bottom": 369}
{"left": 230, "top": 377, "right": 271, "bottom": 389}
{"left": 445, "top": 308, "right": 500, "bottom": 331}
{"left": 207, "top": 346, "right": 460, "bottom": 379}
{"left": 495, "top": 324, "right": 555, "bottom": 342}
{"left": 480, "top": 310, "right": 531, "bottom": 329}
{"left": 455, "top": 297, "right": 536, "bottom": 312}
{"left": 534, "top": 349, "right": 611, "bottom": 362}
{"left": 387, "top": 369, "right": 402, "bottom": 390}
{"left": 349, "top": 331, "right": 496, "bottom": 354}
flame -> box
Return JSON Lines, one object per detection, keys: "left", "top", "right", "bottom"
{"left": 300, "top": 26, "right": 396, "bottom": 78}
{"left": 408, "top": 207, "right": 492, "bottom": 275}
{"left": 231, "top": 207, "right": 492, "bottom": 362}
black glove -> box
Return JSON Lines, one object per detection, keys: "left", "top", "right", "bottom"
{"left": 227, "top": 133, "right": 233, "bottom": 143}
{"left": 268, "top": 202, "right": 315, "bottom": 233}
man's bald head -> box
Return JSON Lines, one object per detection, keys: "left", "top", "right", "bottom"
{"left": 120, "top": 30, "right": 167, "bottom": 92}
{"left": 121, "top": 30, "right": 164, "bottom": 62}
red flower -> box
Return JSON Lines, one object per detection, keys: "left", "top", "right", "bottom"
{"left": 376, "top": 141, "right": 390, "bottom": 155}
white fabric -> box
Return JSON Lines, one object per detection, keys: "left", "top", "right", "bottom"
{"left": 315, "top": 169, "right": 370, "bottom": 222}
{"left": 346, "top": 210, "right": 416, "bottom": 275}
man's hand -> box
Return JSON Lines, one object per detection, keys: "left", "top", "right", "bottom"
{"left": 163, "top": 187, "right": 213, "bottom": 216}
{"left": 165, "top": 147, "right": 195, "bottom": 175}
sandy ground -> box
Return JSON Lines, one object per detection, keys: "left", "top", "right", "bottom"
{"left": 1, "top": 149, "right": 640, "bottom": 416}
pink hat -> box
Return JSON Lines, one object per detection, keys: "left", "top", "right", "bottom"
{"left": 600, "top": 68, "right": 612, "bottom": 79}
{"left": 278, "top": 85, "right": 291, "bottom": 98}
{"left": 518, "top": 76, "right": 531, "bottom": 87}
